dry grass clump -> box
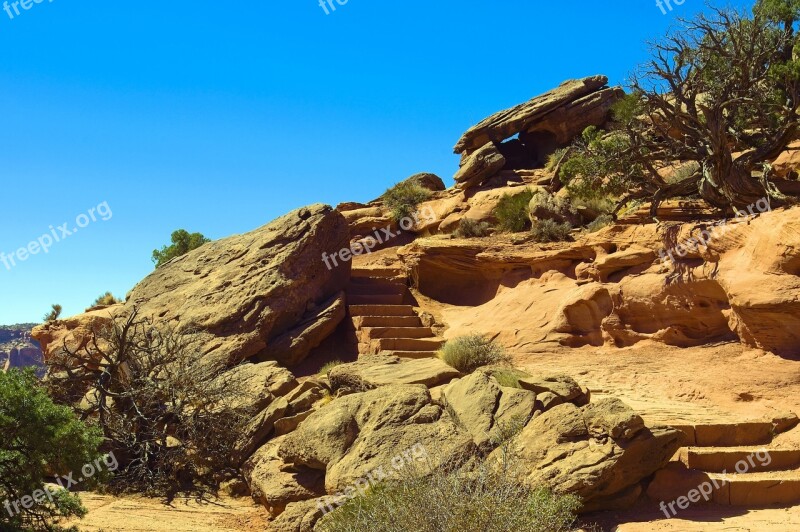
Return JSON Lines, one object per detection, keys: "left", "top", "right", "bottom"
{"left": 439, "top": 335, "right": 510, "bottom": 374}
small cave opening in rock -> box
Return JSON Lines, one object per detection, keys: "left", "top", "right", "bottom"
{"left": 496, "top": 129, "right": 562, "bottom": 170}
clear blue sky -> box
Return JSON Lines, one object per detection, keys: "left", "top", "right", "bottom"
{"left": 0, "top": 0, "right": 749, "bottom": 324}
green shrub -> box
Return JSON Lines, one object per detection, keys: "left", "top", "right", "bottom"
{"left": 42, "top": 304, "right": 63, "bottom": 323}
{"left": 439, "top": 335, "right": 510, "bottom": 374}
{"left": 545, "top": 147, "right": 569, "bottom": 171}
{"left": 530, "top": 220, "right": 572, "bottom": 243}
{"left": 490, "top": 367, "right": 531, "bottom": 389}
{"left": 318, "top": 360, "right": 344, "bottom": 377}
{"left": 0, "top": 369, "right": 104, "bottom": 531}
{"left": 494, "top": 189, "right": 535, "bottom": 232}
{"left": 152, "top": 230, "right": 210, "bottom": 268}
{"left": 316, "top": 456, "right": 580, "bottom": 532}
{"left": 586, "top": 214, "right": 614, "bottom": 233}
{"left": 93, "top": 292, "right": 121, "bottom": 307}
{"left": 454, "top": 218, "right": 493, "bottom": 238}
{"left": 382, "top": 182, "right": 432, "bottom": 223}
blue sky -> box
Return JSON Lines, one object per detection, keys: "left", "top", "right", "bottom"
{"left": 0, "top": 0, "right": 749, "bottom": 323}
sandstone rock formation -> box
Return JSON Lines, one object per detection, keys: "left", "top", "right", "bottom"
{"left": 400, "top": 205, "right": 800, "bottom": 358}
{"left": 34, "top": 204, "right": 351, "bottom": 370}
{"left": 490, "top": 399, "right": 681, "bottom": 511}
{"left": 451, "top": 76, "right": 624, "bottom": 190}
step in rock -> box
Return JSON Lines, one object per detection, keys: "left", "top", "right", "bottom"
{"left": 707, "top": 471, "right": 800, "bottom": 506}
{"left": 347, "top": 283, "right": 406, "bottom": 296}
{"left": 681, "top": 447, "right": 800, "bottom": 473}
{"left": 358, "top": 327, "right": 434, "bottom": 342}
{"left": 349, "top": 305, "right": 416, "bottom": 317}
{"left": 378, "top": 350, "right": 441, "bottom": 360}
{"left": 351, "top": 316, "right": 423, "bottom": 328}
{"left": 370, "top": 337, "right": 446, "bottom": 353}
{"left": 351, "top": 267, "right": 405, "bottom": 279}
{"left": 348, "top": 294, "right": 405, "bottom": 305}
{"left": 673, "top": 422, "right": 774, "bottom": 447}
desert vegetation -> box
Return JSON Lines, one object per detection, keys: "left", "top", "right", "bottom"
{"left": 316, "top": 454, "right": 580, "bottom": 532}
{"left": 45, "top": 310, "right": 247, "bottom": 497}
{"left": 560, "top": 1, "right": 800, "bottom": 216}
{"left": 92, "top": 292, "right": 121, "bottom": 307}
{"left": 438, "top": 334, "right": 511, "bottom": 373}
{"left": 152, "top": 230, "right": 210, "bottom": 268}
{"left": 382, "top": 180, "right": 433, "bottom": 223}
{"left": 0, "top": 368, "right": 104, "bottom": 532}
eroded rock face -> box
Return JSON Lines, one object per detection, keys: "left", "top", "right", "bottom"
{"left": 328, "top": 355, "right": 460, "bottom": 394}
{"left": 34, "top": 204, "right": 351, "bottom": 370}
{"left": 402, "top": 206, "right": 800, "bottom": 357}
{"left": 454, "top": 76, "right": 618, "bottom": 154}
{"left": 278, "top": 384, "right": 475, "bottom": 492}
{"left": 490, "top": 401, "right": 681, "bottom": 511}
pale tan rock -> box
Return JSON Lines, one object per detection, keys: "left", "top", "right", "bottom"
{"left": 328, "top": 355, "right": 460, "bottom": 393}
{"left": 453, "top": 142, "right": 506, "bottom": 190}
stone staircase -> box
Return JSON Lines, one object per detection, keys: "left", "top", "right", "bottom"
{"left": 650, "top": 417, "right": 800, "bottom": 507}
{"left": 347, "top": 267, "right": 445, "bottom": 359}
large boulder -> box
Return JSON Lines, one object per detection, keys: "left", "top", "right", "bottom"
{"left": 440, "top": 371, "right": 536, "bottom": 452}
{"left": 278, "top": 384, "right": 475, "bottom": 493}
{"left": 454, "top": 76, "right": 624, "bottom": 162}
{"left": 35, "top": 204, "right": 352, "bottom": 370}
{"left": 453, "top": 143, "right": 506, "bottom": 190}
{"left": 489, "top": 401, "right": 682, "bottom": 511}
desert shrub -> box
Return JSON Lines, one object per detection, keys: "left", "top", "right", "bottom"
{"left": 530, "top": 219, "right": 573, "bottom": 243}
{"left": 454, "top": 218, "right": 493, "bottom": 238}
{"left": 42, "top": 304, "right": 62, "bottom": 323}
{"left": 494, "top": 189, "right": 535, "bottom": 232}
{"left": 382, "top": 181, "right": 432, "bottom": 223}
{"left": 152, "top": 230, "right": 210, "bottom": 268}
{"left": 316, "top": 455, "right": 580, "bottom": 532}
{"left": 92, "top": 292, "right": 121, "bottom": 307}
{"left": 489, "top": 367, "right": 531, "bottom": 389}
{"left": 528, "top": 190, "right": 579, "bottom": 226}
{"left": 46, "top": 309, "right": 248, "bottom": 497}
{"left": 439, "top": 335, "right": 510, "bottom": 374}
{"left": 318, "top": 360, "right": 344, "bottom": 377}
{"left": 545, "top": 147, "right": 570, "bottom": 172}
{"left": 586, "top": 214, "right": 614, "bottom": 233}
{"left": 0, "top": 368, "right": 104, "bottom": 531}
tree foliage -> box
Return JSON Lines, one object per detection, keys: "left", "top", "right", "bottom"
{"left": 0, "top": 369, "right": 103, "bottom": 531}
{"left": 151, "top": 230, "right": 210, "bottom": 268}
{"left": 561, "top": 1, "right": 800, "bottom": 215}
{"left": 42, "top": 305, "right": 62, "bottom": 324}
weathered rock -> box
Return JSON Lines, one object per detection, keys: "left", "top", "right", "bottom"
{"left": 453, "top": 142, "right": 506, "bottom": 190}
{"left": 771, "top": 140, "right": 800, "bottom": 178}
{"left": 528, "top": 190, "right": 580, "bottom": 226}
{"left": 279, "top": 384, "right": 475, "bottom": 492}
{"left": 583, "top": 398, "right": 645, "bottom": 440}
{"left": 328, "top": 355, "right": 460, "bottom": 394}
{"left": 34, "top": 204, "right": 351, "bottom": 371}
{"left": 454, "top": 76, "right": 622, "bottom": 155}
{"left": 402, "top": 172, "right": 447, "bottom": 192}
{"left": 441, "top": 371, "right": 536, "bottom": 451}
{"left": 519, "top": 374, "right": 585, "bottom": 404}
{"left": 271, "top": 498, "right": 325, "bottom": 532}
{"left": 243, "top": 436, "right": 325, "bottom": 517}
{"left": 233, "top": 397, "right": 289, "bottom": 465}
{"left": 490, "top": 402, "right": 682, "bottom": 511}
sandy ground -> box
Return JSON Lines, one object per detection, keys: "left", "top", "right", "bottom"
{"left": 61, "top": 493, "right": 270, "bottom": 532}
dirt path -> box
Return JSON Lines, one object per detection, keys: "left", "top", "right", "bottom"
{"left": 62, "top": 493, "right": 270, "bottom": 532}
